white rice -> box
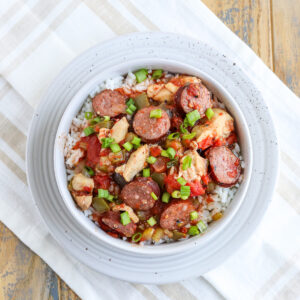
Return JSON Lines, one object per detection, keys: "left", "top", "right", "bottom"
{"left": 64, "top": 71, "right": 245, "bottom": 244}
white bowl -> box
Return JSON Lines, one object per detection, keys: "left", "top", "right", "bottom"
{"left": 27, "top": 32, "right": 278, "bottom": 283}
{"left": 54, "top": 59, "right": 253, "bottom": 255}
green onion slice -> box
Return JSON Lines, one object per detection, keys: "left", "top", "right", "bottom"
{"left": 166, "top": 147, "right": 176, "bottom": 159}
{"left": 205, "top": 108, "right": 214, "bottom": 120}
{"left": 150, "top": 192, "right": 158, "bottom": 200}
{"left": 167, "top": 158, "right": 178, "bottom": 169}
{"left": 177, "top": 177, "right": 186, "bottom": 186}
{"left": 188, "top": 226, "right": 200, "bottom": 236}
{"left": 186, "top": 110, "right": 200, "bottom": 126}
{"left": 180, "top": 123, "right": 188, "bottom": 134}
{"left": 147, "top": 156, "right": 157, "bottom": 164}
{"left": 190, "top": 211, "right": 198, "bottom": 220}
{"left": 197, "top": 220, "right": 207, "bottom": 233}
{"left": 131, "top": 136, "right": 141, "bottom": 146}
{"left": 150, "top": 109, "right": 162, "bottom": 118}
{"left": 147, "top": 216, "right": 157, "bottom": 226}
{"left": 98, "top": 189, "right": 109, "bottom": 199}
{"left": 83, "top": 127, "right": 94, "bottom": 136}
{"left": 182, "top": 132, "right": 196, "bottom": 140}
{"left": 84, "top": 112, "right": 93, "bottom": 120}
{"left": 101, "top": 137, "right": 114, "bottom": 148}
{"left": 167, "top": 132, "right": 180, "bottom": 140}
{"left": 162, "top": 192, "right": 170, "bottom": 203}
{"left": 131, "top": 232, "right": 142, "bottom": 242}
{"left": 90, "top": 116, "right": 101, "bottom": 125}
{"left": 123, "top": 142, "right": 133, "bottom": 151}
{"left": 128, "top": 103, "right": 137, "bottom": 112}
{"left": 110, "top": 143, "right": 121, "bottom": 153}
{"left": 152, "top": 69, "right": 163, "bottom": 79}
{"left": 134, "top": 68, "right": 148, "bottom": 83}
{"left": 126, "top": 98, "right": 135, "bottom": 107}
{"left": 171, "top": 190, "right": 181, "bottom": 198}
{"left": 143, "top": 168, "right": 150, "bottom": 177}
{"left": 182, "top": 155, "right": 192, "bottom": 170}
{"left": 84, "top": 166, "right": 94, "bottom": 176}
{"left": 180, "top": 185, "right": 190, "bottom": 198}
{"left": 126, "top": 107, "right": 133, "bottom": 115}
{"left": 103, "top": 116, "right": 110, "bottom": 121}
{"left": 120, "top": 211, "right": 131, "bottom": 225}
{"left": 161, "top": 150, "right": 169, "bottom": 158}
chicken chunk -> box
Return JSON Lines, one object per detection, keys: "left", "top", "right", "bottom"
{"left": 71, "top": 173, "right": 94, "bottom": 191}
{"left": 72, "top": 194, "right": 93, "bottom": 211}
{"left": 110, "top": 117, "right": 129, "bottom": 143}
{"left": 115, "top": 144, "right": 149, "bottom": 182}
{"left": 147, "top": 84, "right": 173, "bottom": 103}
{"left": 178, "top": 150, "right": 208, "bottom": 182}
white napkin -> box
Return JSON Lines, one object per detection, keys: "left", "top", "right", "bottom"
{"left": 0, "top": 0, "right": 299, "bottom": 299}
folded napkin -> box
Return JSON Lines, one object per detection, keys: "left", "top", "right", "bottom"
{"left": 0, "top": 0, "right": 299, "bottom": 299}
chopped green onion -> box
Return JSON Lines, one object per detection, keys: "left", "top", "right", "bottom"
{"left": 166, "top": 147, "right": 176, "bottom": 159}
{"left": 101, "top": 137, "right": 114, "bottom": 148}
{"left": 177, "top": 177, "right": 186, "bottom": 186}
{"left": 147, "top": 156, "right": 157, "bottom": 164}
{"left": 150, "top": 109, "right": 162, "bottom": 118}
{"left": 180, "top": 123, "right": 188, "bottom": 134}
{"left": 132, "top": 232, "right": 142, "bottom": 242}
{"left": 98, "top": 189, "right": 109, "bottom": 199}
{"left": 197, "top": 220, "right": 207, "bottom": 233}
{"left": 190, "top": 211, "right": 198, "bottom": 220}
{"left": 123, "top": 142, "right": 133, "bottom": 151}
{"left": 126, "top": 107, "right": 134, "bottom": 115}
{"left": 110, "top": 143, "right": 121, "bottom": 153}
{"left": 143, "top": 168, "right": 150, "bottom": 177}
{"left": 183, "top": 117, "right": 190, "bottom": 128}
{"left": 90, "top": 116, "right": 101, "bottom": 125}
{"left": 180, "top": 185, "right": 190, "bottom": 198}
{"left": 84, "top": 166, "right": 94, "bottom": 176}
{"left": 128, "top": 103, "right": 137, "bottom": 112}
{"left": 83, "top": 126, "right": 94, "bottom": 136}
{"left": 103, "top": 116, "right": 110, "bottom": 121}
{"left": 182, "top": 155, "right": 192, "bottom": 170}
{"left": 134, "top": 68, "right": 148, "bottom": 83}
{"left": 161, "top": 150, "right": 169, "bottom": 158}
{"left": 171, "top": 190, "right": 181, "bottom": 198}
{"left": 188, "top": 226, "right": 200, "bottom": 236}
{"left": 106, "top": 194, "right": 114, "bottom": 202}
{"left": 167, "top": 158, "right": 178, "bottom": 168}
{"left": 182, "top": 132, "right": 196, "bottom": 140}
{"left": 120, "top": 211, "right": 131, "bottom": 225}
{"left": 162, "top": 192, "right": 170, "bottom": 203}
{"left": 85, "top": 112, "right": 93, "bottom": 119}
{"left": 147, "top": 216, "right": 157, "bottom": 226}
{"left": 205, "top": 108, "right": 214, "bottom": 120}
{"left": 151, "top": 192, "right": 158, "bottom": 200}
{"left": 131, "top": 136, "right": 141, "bottom": 147}
{"left": 126, "top": 98, "right": 135, "bottom": 106}
{"left": 152, "top": 69, "right": 163, "bottom": 79}
{"left": 167, "top": 132, "right": 180, "bottom": 140}
{"left": 186, "top": 110, "right": 200, "bottom": 126}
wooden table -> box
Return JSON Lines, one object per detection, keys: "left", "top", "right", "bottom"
{"left": 1, "top": 1, "right": 299, "bottom": 299}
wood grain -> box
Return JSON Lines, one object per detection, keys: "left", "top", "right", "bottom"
{"left": 0, "top": 1, "right": 299, "bottom": 299}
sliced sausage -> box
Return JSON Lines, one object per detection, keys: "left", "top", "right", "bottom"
{"left": 92, "top": 89, "right": 126, "bottom": 117}
{"left": 133, "top": 106, "right": 170, "bottom": 142}
{"left": 207, "top": 146, "right": 241, "bottom": 187}
{"left": 120, "top": 177, "right": 160, "bottom": 210}
{"left": 175, "top": 83, "right": 212, "bottom": 117}
{"left": 160, "top": 200, "right": 195, "bottom": 230}
{"left": 101, "top": 211, "right": 136, "bottom": 237}
{"left": 150, "top": 156, "right": 168, "bottom": 173}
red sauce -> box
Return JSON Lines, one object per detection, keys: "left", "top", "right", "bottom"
{"left": 187, "top": 180, "right": 205, "bottom": 196}
{"left": 82, "top": 135, "right": 101, "bottom": 167}
{"left": 164, "top": 174, "right": 181, "bottom": 194}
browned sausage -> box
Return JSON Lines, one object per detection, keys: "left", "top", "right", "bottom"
{"left": 175, "top": 83, "right": 212, "bottom": 117}
{"left": 120, "top": 177, "right": 160, "bottom": 210}
{"left": 92, "top": 89, "right": 126, "bottom": 117}
{"left": 101, "top": 211, "right": 136, "bottom": 237}
{"left": 150, "top": 156, "right": 168, "bottom": 173}
{"left": 133, "top": 106, "right": 171, "bottom": 142}
{"left": 207, "top": 146, "right": 241, "bottom": 187}
{"left": 160, "top": 200, "right": 195, "bottom": 230}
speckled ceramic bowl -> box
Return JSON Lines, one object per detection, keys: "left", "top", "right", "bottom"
{"left": 27, "top": 32, "right": 278, "bottom": 283}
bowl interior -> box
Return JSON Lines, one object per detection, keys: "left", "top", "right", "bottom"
{"left": 54, "top": 59, "right": 252, "bottom": 255}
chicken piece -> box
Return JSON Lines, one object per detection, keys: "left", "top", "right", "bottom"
{"left": 192, "top": 108, "right": 234, "bottom": 146}
{"left": 110, "top": 117, "right": 129, "bottom": 143}
{"left": 71, "top": 194, "right": 93, "bottom": 211}
{"left": 147, "top": 83, "right": 164, "bottom": 99}
{"left": 178, "top": 150, "right": 208, "bottom": 182}
{"left": 115, "top": 144, "right": 149, "bottom": 182}
{"left": 112, "top": 203, "right": 139, "bottom": 223}
{"left": 71, "top": 173, "right": 94, "bottom": 191}
{"left": 147, "top": 84, "right": 173, "bottom": 103}
{"left": 165, "top": 82, "right": 179, "bottom": 93}
{"left": 98, "top": 128, "right": 111, "bottom": 143}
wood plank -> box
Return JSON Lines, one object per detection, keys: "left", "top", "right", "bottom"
{"left": 272, "top": 0, "right": 300, "bottom": 96}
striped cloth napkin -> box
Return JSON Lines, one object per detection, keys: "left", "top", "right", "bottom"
{"left": 0, "top": 0, "right": 299, "bottom": 299}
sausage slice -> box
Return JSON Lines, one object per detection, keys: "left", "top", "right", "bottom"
{"left": 207, "top": 146, "right": 241, "bottom": 187}
{"left": 175, "top": 83, "right": 212, "bottom": 117}
{"left": 133, "top": 106, "right": 170, "bottom": 142}
{"left": 92, "top": 89, "right": 126, "bottom": 117}
{"left": 101, "top": 211, "right": 136, "bottom": 237}
{"left": 120, "top": 177, "right": 160, "bottom": 210}
{"left": 160, "top": 200, "right": 195, "bottom": 230}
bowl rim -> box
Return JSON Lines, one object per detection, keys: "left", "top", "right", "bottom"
{"left": 53, "top": 58, "right": 253, "bottom": 255}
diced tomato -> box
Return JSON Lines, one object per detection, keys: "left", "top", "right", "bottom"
{"left": 214, "top": 138, "right": 226, "bottom": 147}
{"left": 93, "top": 175, "right": 111, "bottom": 190}
{"left": 82, "top": 135, "right": 101, "bottom": 167}
{"left": 150, "top": 146, "right": 162, "bottom": 157}
{"left": 83, "top": 186, "right": 92, "bottom": 193}
{"left": 171, "top": 116, "right": 183, "bottom": 130}
{"left": 180, "top": 227, "right": 188, "bottom": 234}
{"left": 198, "top": 136, "right": 214, "bottom": 150}
{"left": 201, "top": 174, "right": 210, "bottom": 185}
{"left": 187, "top": 180, "right": 205, "bottom": 196}
{"left": 164, "top": 174, "right": 181, "bottom": 194}
{"left": 72, "top": 140, "right": 81, "bottom": 150}
{"left": 169, "top": 140, "right": 181, "bottom": 151}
